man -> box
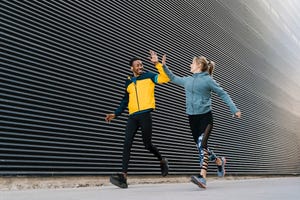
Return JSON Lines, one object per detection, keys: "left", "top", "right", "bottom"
{"left": 105, "top": 50, "right": 170, "bottom": 188}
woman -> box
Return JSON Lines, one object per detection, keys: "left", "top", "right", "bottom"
{"left": 162, "top": 54, "right": 241, "bottom": 189}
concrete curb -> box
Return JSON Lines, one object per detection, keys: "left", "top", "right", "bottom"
{"left": 0, "top": 175, "right": 190, "bottom": 190}
{"left": 0, "top": 175, "right": 297, "bottom": 191}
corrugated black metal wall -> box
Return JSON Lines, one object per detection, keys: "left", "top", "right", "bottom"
{"left": 1, "top": 0, "right": 300, "bottom": 176}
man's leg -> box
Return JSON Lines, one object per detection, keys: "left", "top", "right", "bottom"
{"left": 110, "top": 115, "right": 138, "bottom": 188}
{"left": 139, "top": 112, "right": 168, "bottom": 176}
{"left": 122, "top": 116, "right": 139, "bottom": 174}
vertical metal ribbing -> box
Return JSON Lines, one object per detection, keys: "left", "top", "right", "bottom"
{"left": 0, "top": 0, "right": 299, "bottom": 176}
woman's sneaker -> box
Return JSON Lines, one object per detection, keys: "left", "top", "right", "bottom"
{"left": 217, "top": 157, "right": 226, "bottom": 177}
{"left": 160, "top": 158, "right": 169, "bottom": 177}
{"left": 110, "top": 173, "right": 128, "bottom": 188}
{"left": 191, "top": 175, "right": 207, "bottom": 189}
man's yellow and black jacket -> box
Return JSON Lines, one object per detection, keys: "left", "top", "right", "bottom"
{"left": 114, "top": 63, "right": 170, "bottom": 116}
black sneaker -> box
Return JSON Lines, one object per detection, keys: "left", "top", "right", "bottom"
{"left": 160, "top": 158, "right": 169, "bottom": 177}
{"left": 110, "top": 173, "right": 128, "bottom": 188}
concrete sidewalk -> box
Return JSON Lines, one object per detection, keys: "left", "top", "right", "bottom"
{"left": 1, "top": 177, "right": 300, "bottom": 200}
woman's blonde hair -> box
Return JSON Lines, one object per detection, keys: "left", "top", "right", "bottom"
{"left": 193, "top": 56, "right": 215, "bottom": 76}
{"left": 207, "top": 60, "right": 215, "bottom": 76}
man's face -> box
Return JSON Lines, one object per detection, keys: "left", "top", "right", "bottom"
{"left": 131, "top": 60, "right": 144, "bottom": 76}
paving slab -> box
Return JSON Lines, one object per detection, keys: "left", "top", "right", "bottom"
{"left": 1, "top": 177, "right": 299, "bottom": 200}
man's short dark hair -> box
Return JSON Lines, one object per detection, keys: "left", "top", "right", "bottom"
{"left": 129, "top": 57, "right": 142, "bottom": 66}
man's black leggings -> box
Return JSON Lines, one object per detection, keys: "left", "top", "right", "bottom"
{"left": 122, "top": 111, "right": 162, "bottom": 173}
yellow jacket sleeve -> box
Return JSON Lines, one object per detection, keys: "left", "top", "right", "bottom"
{"left": 155, "top": 63, "right": 170, "bottom": 84}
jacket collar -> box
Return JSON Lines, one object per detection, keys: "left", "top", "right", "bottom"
{"left": 192, "top": 71, "right": 209, "bottom": 77}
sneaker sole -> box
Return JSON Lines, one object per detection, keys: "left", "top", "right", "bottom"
{"left": 191, "top": 176, "right": 206, "bottom": 189}
{"left": 161, "top": 158, "right": 169, "bottom": 177}
{"left": 162, "top": 172, "right": 168, "bottom": 177}
{"left": 110, "top": 176, "right": 128, "bottom": 188}
{"left": 222, "top": 157, "right": 227, "bottom": 177}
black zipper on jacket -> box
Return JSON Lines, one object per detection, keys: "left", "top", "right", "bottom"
{"left": 134, "top": 82, "right": 140, "bottom": 111}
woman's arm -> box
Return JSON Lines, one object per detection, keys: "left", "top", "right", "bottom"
{"left": 163, "top": 65, "right": 186, "bottom": 86}
{"left": 208, "top": 78, "right": 240, "bottom": 115}
{"left": 160, "top": 54, "right": 186, "bottom": 86}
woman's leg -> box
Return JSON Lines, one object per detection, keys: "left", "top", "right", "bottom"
{"left": 189, "top": 112, "right": 213, "bottom": 178}
{"left": 199, "top": 123, "right": 213, "bottom": 178}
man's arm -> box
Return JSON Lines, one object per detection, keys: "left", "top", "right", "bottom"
{"left": 149, "top": 50, "right": 170, "bottom": 84}
{"left": 105, "top": 91, "right": 129, "bottom": 123}
{"left": 114, "top": 91, "right": 129, "bottom": 116}
{"left": 154, "top": 62, "right": 170, "bottom": 84}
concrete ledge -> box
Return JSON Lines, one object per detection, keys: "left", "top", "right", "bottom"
{"left": 0, "top": 175, "right": 297, "bottom": 191}
{"left": 0, "top": 175, "right": 190, "bottom": 190}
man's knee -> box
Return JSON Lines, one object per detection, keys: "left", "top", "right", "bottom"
{"left": 144, "top": 142, "right": 152, "bottom": 150}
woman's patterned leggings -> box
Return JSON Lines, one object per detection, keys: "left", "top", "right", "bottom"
{"left": 188, "top": 111, "right": 213, "bottom": 171}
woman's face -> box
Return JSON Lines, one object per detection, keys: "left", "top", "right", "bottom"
{"left": 190, "top": 59, "right": 202, "bottom": 73}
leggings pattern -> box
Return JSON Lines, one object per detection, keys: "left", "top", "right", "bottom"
{"left": 189, "top": 111, "right": 213, "bottom": 169}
